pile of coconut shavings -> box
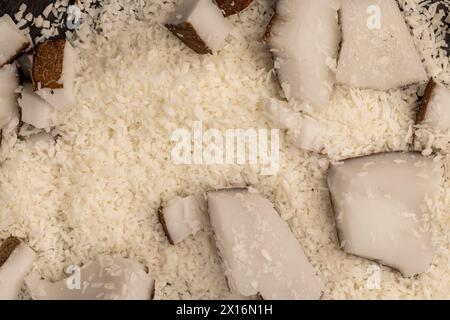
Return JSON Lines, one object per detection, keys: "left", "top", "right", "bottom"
{"left": 399, "top": 0, "right": 450, "bottom": 85}
{"left": 398, "top": 0, "right": 450, "bottom": 155}
{"left": 0, "top": 0, "right": 448, "bottom": 300}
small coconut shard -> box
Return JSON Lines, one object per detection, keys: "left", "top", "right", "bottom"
{"left": 207, "top": 189, "right": 324, "bottom": 300}
{"left": 416, "top": 79, "right": 450, "bottom": 132}
{"left": 19, "top": 83, "right": 52, "bottom": 129}
{"left": 32, "top": 39, "right": 77, "bottom": 110}
{"left": 0, "top": 63, "right": 19, "bottom": 128}
{"left": 291, "top": 117, "right": 326, "bottom": 153}
{"left": 327, "top": 152, "right": 443, "bottom": 277}
{"left": 265, "top": 0, "right": 340, "bottom": 112}
{"left": 0, "top": 237, "right": 36, "bottom": 300}
{"left": 336, "top": 0, "right": 427, "bottom": 91}
{"left": 0, "top": 15, "right": 30, "bottom": 68}
{"left": 159, "top": 196, "right": 206, "bottom": 245}
{"left": 26, "top": 256, "right": 155, "bottom": 300}
{"left": 166, "top": 0, "right": 232, "bottom": 54}
{"left": 215, "top": 0, "right": 254, "bottom": 17}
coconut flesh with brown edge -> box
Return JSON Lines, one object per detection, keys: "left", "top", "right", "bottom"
{"left": 416, "top": 79, "right": 450, "bottom": 132}
{"left": 25, "top": 256, "right": 155, "bottom": 300}
{"left": 327, "top": 152, "right": 443, "bottom": 277}
{"left": 207, "top": 188, "right": 324, "bottom": 299}
{"left": 215, "top": 0, "right": 254, "bottom": 17}
{"left": 166, "top": 0, "right": 232, "bottom": 54}
{"left": 0, "top": 14, "right": 30, "bottom": 68}
{"left": 32, "top": 39, "right": 77, "bottom": 110}
{"left": 0, "top": 236, "right": 36, "bottom": 300}
{"left": 265, "top": 0, "right": 340, "bottom": 112}
{"left": 159, "top": 195, "right": 207, "bottom": 245}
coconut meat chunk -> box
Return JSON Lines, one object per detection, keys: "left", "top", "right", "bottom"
{"left": 19, "top": 83, "right": 52, "bottom": 129}
{"left": 291, "top": 117, "right": 326, "bottom": 153}
{"left": 336, "top": 0, "right": 427, "bottom": 90}
{"left": 327, "top": 152, "right": 443, "bottom": 277}
{"left": 0, "top": 237, "right": 36, "bottom": 300}
{"left": 417, "top": 80, "right": 450, "bottom": 132}
{"left": 215, "top": 0, "right": 254, "bottom": 17}
{"left": 25, "top": 256, "right": 155, "bottom": 300}
{"left": 166, "top": 0, "right": 232, "bottom": 54}
{"left": 265, "top": 0, "right": 340, "bottom": 111}
{"left": 0, "top": 63, "right": 19, "bottom": 128}
{"left": 0, "top": 15, "right": 30, "bottom": 67}
{"left": 32, "top": 39, "right": 77, "bottom": 110}
{"left": 159, "top": 195, "right": 206, "bottom": 245}
{"left": 207, "top": 189, "right": 324, "bottom": 300}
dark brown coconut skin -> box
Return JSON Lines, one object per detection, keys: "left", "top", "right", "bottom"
{"left": 165, "top": 22, "right": 212, "bottom": 55}
{"left": 0, "top": 236, "right": 21, "bottom": 267}
{"left": 416, "top": 79, "right": 436, "bottom": 124}
{"left": 0, "top": 0, "right": 73, "bottom": 42}
{"left": 157, "top": 206, "right": 175, "bottom": 245}
{"left": 32, "top": 39, "right": 66, "bottom": 90}
{"left": 215, "top": 0, "right": 254, "bottom": 17}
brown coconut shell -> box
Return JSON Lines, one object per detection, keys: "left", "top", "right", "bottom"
{"left": 165, "top": 22, "right": 212, "bottom": 55}
{"left": 32, "top": 39, "right": 66, "bottom": 90}
{"left": 0, "top": 236, "right": 21, "bottom": 267}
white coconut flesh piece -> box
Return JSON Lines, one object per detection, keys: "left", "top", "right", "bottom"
{"left": 32, "top": 39, "right": 77, "bottom": 110}
{"left": 327, "top": 152, "right": 443, "bottom": 277}
{"left": 0, "top": 63, "right": 19, "bottom": 129}
{"left": 166, "top": 0, "right": 232, "bottom": 54}
{"left": 417, "top": 79, "right": 450, "bottom": 132}
{"left": 291, "top": 117, "right": 326, "bottom": 153}
{"left": 158, "top": 195, "right": 207, "bottom": 245}
{"left": 19, "top": 83, "right": 52, "bottom": 129}
{"left": 17, "top": 53, "right": 33, "bottom": 79}
{"left": 264, "top": 98, "right": 302, "bottom": 129}
{"left": 265, "top": 0, "right": 340, "bottom": 112}
{"left": 336, "top": 0, "right": 427, "bottom": 91}
{"left": 0, "top": 15, "right": 30, "bottom": 68}
{"left": 25, "top": 256, "right": 155, "bottom": 300}
{"left": 215, "top": 0, "right": 254, "bottom": 17}
{"left": 0, "top": 237, "right": 36, "bottom": 300}
{"left": 207, "top": 189, "right": 325, "bottom": 300}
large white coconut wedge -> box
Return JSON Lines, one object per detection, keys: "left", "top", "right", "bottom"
{"left": 0, "top": 237, "right": 36, "bottom": 300}
{"left": 32, "top": 39, "right": 77, "bottom": 110}
{"left": 327, "top": 152, "right": 443, "bottom": 277}
{"left": 215, "top": 0, "right": 254, "bottom": 17}
{"left": 25, "top": 256, "right": 154, "bottom": 300}
{"left": 336, "top": 0, "right": 427, "bottom": 90}
{"left": 265, "top": 0, "right": 340, "bottom": 112}
{"left": 19, "top": 83, "right": 52, "bottom": 129}
{"left": 166, "top": 0, "right": 232, "bottom": 54}
{"left": 207, "top": 188, "right": 324, "bottom": 300}
{"left": 0, "top": 15, "right": 30, "bottom": 68}
{"left": 416, "top": 79, "right": 450, "bottom": 132}
{"left": 291, "top": 117, "right": 326, "bottom": 153}
{"left": 158, "top": 195, "right": 206, "bottom": 245}
{"left": 0, "top": 64, "right": 19, "bottom": 128}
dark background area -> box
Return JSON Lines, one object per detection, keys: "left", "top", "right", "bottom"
{"left": 0, "top": 0, "right": 75, "bottom": 42}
